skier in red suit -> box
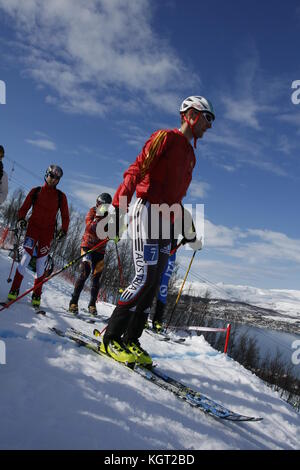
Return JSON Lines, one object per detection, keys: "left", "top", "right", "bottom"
{"left": 68, "top": 193, "right": 111, "bottom": 315}
{"left": 7, "top": 165, "right": 69, "bottom": 307}
{"left": 101, "top": 95, "right": 215, "bottom": 366}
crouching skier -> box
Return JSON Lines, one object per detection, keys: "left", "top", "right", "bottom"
{"left": 68, "top": 193, "right": 112, "bottom": 316}
{"left": 7, "top": 165, "right": 69, "bottom": 308}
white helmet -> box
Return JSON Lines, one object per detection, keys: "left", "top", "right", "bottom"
{"left": 180, "top": 96, "right": 215, "bottom": 119}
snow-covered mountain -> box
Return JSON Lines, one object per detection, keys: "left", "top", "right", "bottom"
{"left": 177, "top": 280, "right": 300, "bottom": 326}
{"left": 0, "top": 249, "right": 299, "bottom": 450}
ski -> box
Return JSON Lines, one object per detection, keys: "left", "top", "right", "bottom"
{"left": 50, "top": 326, "right": 263, "bottom": 422}
{"left": 61, "top": 307, "right": 108, "bottom": 324}
{"left": 145, "top": 327, "right": 186, "bottom": 344}
{"left": 1, "top": 301, "right": 46, "bottom": 315}
{"left": 31, "top": 306, "right": 46, "bottom": 315}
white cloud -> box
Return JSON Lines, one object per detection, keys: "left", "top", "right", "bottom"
{"left": 26, "top": 138, "right": 56, "bottom": 151}
{"left": 203, "top": 220, "right": 300, "bottom": 264}
{"left": 219, "top": 51, "right": 278, "bottom": 131}
{"left": 69, "top": 180, "right": 116, "bottom": 208}
{"left": 0, "top": 0, "right": 198, "bottom": 116}
{"left": 204, "top": 219, "right": 242, "bottom": 248}
{"left": 177, "top": 220, "right": 300, "bottom": 288}
{"left": 189, "top": 180, "right": 211, "bottom": 199}
{"left": 278, "top": 112, "right": 300, "bottom": 129}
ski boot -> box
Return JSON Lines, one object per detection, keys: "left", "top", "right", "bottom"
{"left": 31, "top": 294, "right": 41, "bottom": 308}
{"left": 153, "top": 321, "right": 163, "bottom": 334}
{"left": 69, "top": 301, "right": 79, "bottom": 315}
{"left": 100, "top": 339, "right": 136, "bottom": 365}
{"left": 126, "top": 339, "right": 153, "bottom": 367}
{"left": 88, "top": 304, "right": 97, "bottom": 316}
{"left": 7, "top": 289, "right": 19, "bottom": 301}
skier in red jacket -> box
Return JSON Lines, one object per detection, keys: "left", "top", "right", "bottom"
{"left": 101, "top": 95, "right": 215, "bottom": 365}
{"left": 7, "top": 165, "right": 69, "bottom": 307}
{"left": 68, "top": 193, "right": 111, "bottom": 315}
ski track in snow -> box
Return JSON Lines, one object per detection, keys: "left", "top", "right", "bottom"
{"left": 0, "top": 250, "right": 299, "bottom": 450}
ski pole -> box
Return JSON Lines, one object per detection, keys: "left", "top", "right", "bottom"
{"left": 0, "top": 237, "right": 109, "bottom": 312}
{"left": 165, "top": 250, "right": 196, "bottom": 332}
{"left": 115, "top": 242, "right": 125, "bottom": 293}
{"left": 170, "top": 239, "right": 184, "bottom": 256}
{"left": 93, "top": 326, "right": 107, "bottom": 338}
{"left": 7, "top": 228, "right": 22, "bottom": 283}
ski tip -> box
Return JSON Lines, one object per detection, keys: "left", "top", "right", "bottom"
{"left": 34, "top": 309, "right": 46, "bottom": 315}
{"left": 223, "top": 414, "right": 264, "bottom": 422}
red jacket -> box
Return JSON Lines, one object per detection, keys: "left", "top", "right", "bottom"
{"left": 113, "top": 129, "right": 196, "bottom": 209}
{"left": 81, "top": 207, "right": 108, "bottom": 253}
{"left": 19, "top": 183, "right": 69, "bottom": 234}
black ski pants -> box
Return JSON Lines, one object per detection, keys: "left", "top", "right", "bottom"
{"left": 71, "top": 249, "right": 105, "bottom": 306}
{"left": 103, "top": 199, "right": 171, "bottom": 344}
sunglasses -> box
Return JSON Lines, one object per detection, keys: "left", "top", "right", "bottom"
{"left": 201, "top": 112, "right": 214, "bottom": 124}
{"left": 48, "top": 171, "right": 60, "bottom": 180}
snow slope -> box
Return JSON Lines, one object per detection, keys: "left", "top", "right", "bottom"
{"left": 0, "top": 250, "right": 299, "bottom": 450}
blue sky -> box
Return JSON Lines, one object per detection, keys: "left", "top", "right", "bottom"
{"left": 0, "top": 0, "right": 300, "bottom": 290}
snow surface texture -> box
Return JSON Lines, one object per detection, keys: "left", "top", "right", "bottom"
{"left": 0, "top": 250, "right": 299, "bottom": 450}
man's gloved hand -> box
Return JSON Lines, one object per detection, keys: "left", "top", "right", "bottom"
{"left": 0, "top": 160, "right": 3, "bottom": 181}
{"left": 17, "top": 218, "right": 27, "bottom": 231}
{"left": 181, "top": 235, "right": 203, "bottom": 250}
{"left": 188, "top": 236, "right": 203, "bottom": 251}
{"left": 107, "top": 206, "right": 127, "bottom": 240}
{"left": 181, "top": 207, "right": 203, "bottom": 251}
{"left": 56, "top": 229, "right": 66, "bottom": 241}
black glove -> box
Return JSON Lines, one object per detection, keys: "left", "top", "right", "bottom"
{"left": 56, "top": 229, "right": 66, "bottom": 241}
{"left": 17, "top": 219, "right": 27, "bottom": 231}
{"left": 0, "top": 160, "right": 3, "bottom": 180}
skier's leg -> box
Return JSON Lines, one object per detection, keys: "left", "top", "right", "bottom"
{"left": 124, "top": 238, "right": 170, "bottom": 342}
{"left": 103, "top": 200, "right": 155, "bottom": 343}
{"left": 8, "top": 233, "right": 36, "bottom": 296}
{"left": 89, "top": 254, "right": 105, "bottom": 308}
{"left": 32, "top": 232, "right": 53, "bottom": 298}
{"left": 32, "top": 254, "right": 48, "bottom": 297}
{"left": 70, "top": 260, "right": 91, "bottom": 304}
{"left": 152, "top": 251, "right": 176, "bottom": 326}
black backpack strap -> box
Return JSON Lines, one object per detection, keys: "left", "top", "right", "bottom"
{"left": 56, "top": 189, "right": 63, "bottom": 212}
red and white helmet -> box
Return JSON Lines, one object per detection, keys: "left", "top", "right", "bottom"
{"left": 180, "top": 96, "right": 215, "bottom": 119}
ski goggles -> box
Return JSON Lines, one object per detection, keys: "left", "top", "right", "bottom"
{"left": 201, "top": 112, "right": 215, "bottom": 125}
{"left": 47, "top": 171, "right": 60, "bottom": 180}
